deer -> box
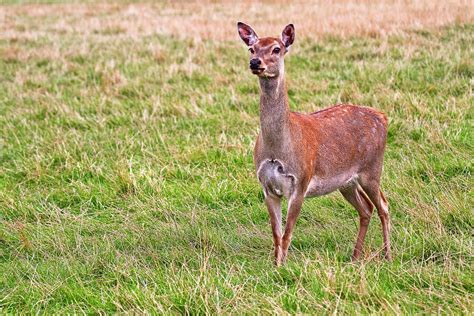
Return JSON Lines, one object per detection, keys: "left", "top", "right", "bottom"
{"left": 237, "top": 22, "right": 391, "bottom": 266}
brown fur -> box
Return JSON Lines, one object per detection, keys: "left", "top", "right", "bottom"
{"left": 238, "top": 22, "right": 391, "bottom": 265}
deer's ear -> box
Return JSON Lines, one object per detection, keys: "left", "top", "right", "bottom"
{"left": 237, "top": 22, "right": 258, "bottom": 46}
{"left": 281, "top": 24, "right": 295, "bottom": 49}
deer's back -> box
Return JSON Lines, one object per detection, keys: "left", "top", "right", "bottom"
{"left": 305, "top": 104, "right": 387, "bottom": 155}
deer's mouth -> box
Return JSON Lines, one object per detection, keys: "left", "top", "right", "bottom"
{"left": 250, "top": 67, "right": 265, "bottom": 75}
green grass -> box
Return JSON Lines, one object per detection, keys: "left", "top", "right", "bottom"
{"left": 0, "top": 15, "right": 473, "bottom": 313}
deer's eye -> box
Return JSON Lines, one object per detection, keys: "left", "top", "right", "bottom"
{"left": 249, "top": 48, "right": 255, "bottom": 54}
{"left": 272, "top": 47, "right": 281, "bottom": 54}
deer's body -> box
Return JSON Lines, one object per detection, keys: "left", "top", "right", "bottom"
{"left": 255, "top": 104, "right": 387, "bottom": 200}
{"left": 238, "top": 23, "right": 391, "bottom": 265}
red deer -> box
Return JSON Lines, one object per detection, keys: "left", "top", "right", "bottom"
{"left": 237, "top": 22, "right": 391, "bottom": 265}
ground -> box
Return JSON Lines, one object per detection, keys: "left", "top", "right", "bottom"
{"left": 0, "top": 1, "right": 473, "bottom": 313}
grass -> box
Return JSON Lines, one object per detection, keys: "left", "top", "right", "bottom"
{"left": 1, "top": 2, "right": 473, "bottom": 314}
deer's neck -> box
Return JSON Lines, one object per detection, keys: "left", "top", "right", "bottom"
{"left": 258, "top": 74, "right": 290, "bottom": 151}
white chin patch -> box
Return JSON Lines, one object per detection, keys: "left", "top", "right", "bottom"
{"left": 263, "top": 72, "right": 277, "bottom": 78}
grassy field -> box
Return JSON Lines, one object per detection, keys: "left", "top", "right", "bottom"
{"left": 1, "top": 1, "right": 473, "bottom": 314}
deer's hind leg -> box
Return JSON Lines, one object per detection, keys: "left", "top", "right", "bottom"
{"left": 359, "top": 180, "right": 391, "bottom": 260}
{"left": 340, "top": 183, "right": 374, "bottom": 261}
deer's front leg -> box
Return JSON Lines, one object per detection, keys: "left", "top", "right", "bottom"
{"left": 264, "top": 195, "right": 283, "bottom": 266}
{"left": 281, "top": 194, "right": 304, "bottom": 264}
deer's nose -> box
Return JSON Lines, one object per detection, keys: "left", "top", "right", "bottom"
{"left": 250, "top": 58, "right": 262, "bottom": 69}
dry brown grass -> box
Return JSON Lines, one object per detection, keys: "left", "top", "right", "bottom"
{"left": 1, "top": 0, "right": 473, "bottom": 41}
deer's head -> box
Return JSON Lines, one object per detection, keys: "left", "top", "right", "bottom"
{"left": 237, "top": 22, "right": 295, "bottom": 78}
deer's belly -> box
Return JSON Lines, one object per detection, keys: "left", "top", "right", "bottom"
{"left": 304, "top": 172, "right": 357, "bottom": 197}
{"left": 257, "top": 159, "right": 296, "bottom": 199}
